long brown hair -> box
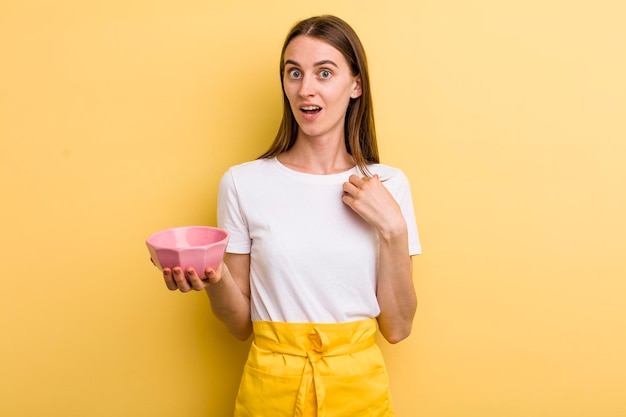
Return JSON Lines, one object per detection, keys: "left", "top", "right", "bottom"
{"left": 259, "top": 15, "right": 379, "bottom": 174}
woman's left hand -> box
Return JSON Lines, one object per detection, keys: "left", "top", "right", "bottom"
{"left": 342, "top": 174, "right": 406, "bottom": 238}
{"left": 343, "top": 173, "right": 415, "bottom": 343}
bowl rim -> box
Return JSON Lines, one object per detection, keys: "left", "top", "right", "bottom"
{"left": 146, "top": 225, "right": 229, "bottom": 249}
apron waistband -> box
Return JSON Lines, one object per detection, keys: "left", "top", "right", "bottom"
{"left": 252, "top": 319, "right": 378, "bottom": 417}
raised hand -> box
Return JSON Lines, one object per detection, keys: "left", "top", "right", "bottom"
{"left": 341, "top": 174, "right": 406, "bottom": 238}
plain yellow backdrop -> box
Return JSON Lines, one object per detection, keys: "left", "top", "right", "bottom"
{"left": 1, "top": 1, "right": 625, "bottom": 416}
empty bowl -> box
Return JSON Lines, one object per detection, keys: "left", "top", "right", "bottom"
{"left": 146, "top": 226, "right": 229, "bottom": 274}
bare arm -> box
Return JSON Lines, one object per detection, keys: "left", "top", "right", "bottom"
{"left": 205, "top": 253, "right": 252, "bottom": 340}
{"left": 342, "top": 174, "right": 417, "bottom": 344}
{"left": 163, "top": 252, "right": 252, "bottom": 341}
{"left": 375, "top": 230, "right": 416, "bottom": 344}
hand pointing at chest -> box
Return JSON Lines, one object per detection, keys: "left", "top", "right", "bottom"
{"left": 342, "top": 174, "right": 407, "bottom": 239}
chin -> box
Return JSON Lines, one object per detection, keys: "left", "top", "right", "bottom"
{"left": 297, "top": 126, "right": 325, "bottom": 138}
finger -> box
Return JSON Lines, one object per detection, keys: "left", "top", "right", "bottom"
{"left": 172, "top": 267, "right": 191, "bottom": 293}
{"left": 205, "top": 261, "right": 226, "bottom": 284}
{"left": 342, "top": 192, "right": 355, "bottom": 208}
{"left": 348, "top": 174, "right": 364, "bottom": 187}
{"left": 185, "top": 268, "right": 206, "bottom": 291}
{"left": 342, "top": 181, "right": 359, "bottom": 197}
{"left": 163, "top": 268, "right": 178, "bottom": 291}
{"left": 203, "top": 267, "right": 222, "bottom": 285}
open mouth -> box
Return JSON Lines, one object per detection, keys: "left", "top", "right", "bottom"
{"left": 300, "top": 105, "right": 322, "bottom": 115}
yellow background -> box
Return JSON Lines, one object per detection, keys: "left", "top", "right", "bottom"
{"left": 1, "top": 1, "right": 625, "bottom": 416}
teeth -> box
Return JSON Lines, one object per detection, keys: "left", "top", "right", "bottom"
{"left": 301, "top": 106, "right": 320, "bottom": 111}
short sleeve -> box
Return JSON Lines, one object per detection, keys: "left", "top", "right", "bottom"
{"left": 385, "top": 169, "right": 422, "bottom": 256}
{"left": 217, "top": 168, "right": 251, "bottom": 254}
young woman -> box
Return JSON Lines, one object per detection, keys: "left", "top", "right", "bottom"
{"left": 163, "top": 15, "right": 421, "bottom": 417}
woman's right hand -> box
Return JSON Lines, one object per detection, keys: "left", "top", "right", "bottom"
{"left": 162, "top": 254, "right": 252, "bottom": 340}
{"left": 163, "top": 263, "right": 224, "bottom": 292}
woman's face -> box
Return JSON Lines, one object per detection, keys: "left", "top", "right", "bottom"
{"left": 282, "top": 35, "right": 362, "bottom": 141}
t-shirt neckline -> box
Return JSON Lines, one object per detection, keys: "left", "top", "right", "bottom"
{"left": 271, "top": 157, "right": 358, "bottom": 184}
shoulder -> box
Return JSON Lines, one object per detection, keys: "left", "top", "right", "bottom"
{"left": 221, "top": 158, "right": 275, "bottom": 184}
{"left": 368, "top": 163, "right": 410, "bottom": 184}
{"left": 367, "top": 163, "right": 414, "bottom": 199}
{"left": 226, "top": 158, "right": 274, "bottom": 176}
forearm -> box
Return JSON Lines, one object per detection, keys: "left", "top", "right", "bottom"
{"left": 205, "top": 265, "right": 252, "bottom": 341}
{"left": 376, "top": 226, "right": 417, "bottom": 344}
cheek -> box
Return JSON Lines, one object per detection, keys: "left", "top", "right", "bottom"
{"left": 284, "top": 90, "right": 297, "bottom": 109}
{"left": 325, "top": 91, "right": 352, "bottom": 110}
{"left": 284, "top": 93, "right": 302, "bottom": 117}
{"left": 283, "top": 83, "right": 298, "bottom": 103}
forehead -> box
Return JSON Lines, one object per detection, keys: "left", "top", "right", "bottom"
{"left": 283, "top": 35, "right": 347, "bottom": 66}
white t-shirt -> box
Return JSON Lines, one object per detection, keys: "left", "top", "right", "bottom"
{"left": 217, "top": 157, "right": 421, "bottom": 323}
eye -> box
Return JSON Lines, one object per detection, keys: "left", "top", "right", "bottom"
{"left": 319, "top": 70, "right": 332, "bottom": 79}
{"left": 287, "top": 69, "right": 302, "bottom": 79}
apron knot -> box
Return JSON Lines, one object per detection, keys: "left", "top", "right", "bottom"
{"left": 308, "top": 326, "right": 330, "bottom": 355}
{"left": 240, "top": 319, "right": 381, "bottom": 417}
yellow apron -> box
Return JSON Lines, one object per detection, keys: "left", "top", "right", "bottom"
{"left": 234, "top": 318, "right": 394, "bottom": 417}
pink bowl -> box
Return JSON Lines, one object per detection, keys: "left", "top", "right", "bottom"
{"left": 146, "top": 226, "right": 229, "bottom": 274}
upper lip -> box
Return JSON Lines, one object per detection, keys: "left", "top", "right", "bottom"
{"left": 299, "top": 103, "right": 322, "bottom": 110}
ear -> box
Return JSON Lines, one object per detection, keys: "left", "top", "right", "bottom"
{"left": 350, "top": 75, "right": 362, "bottom": 99}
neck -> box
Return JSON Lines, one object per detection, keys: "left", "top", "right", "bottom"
{"left": 279, "top": 133, "right": 354, "bottom": 175}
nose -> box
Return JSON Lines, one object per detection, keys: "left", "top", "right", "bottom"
{"left": 298, "top": 74, "right": 315, "bottom": 97}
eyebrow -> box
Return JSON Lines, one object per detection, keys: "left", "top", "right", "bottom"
{"left": 284, "top": 59, "right": 339, "bottom": 68}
